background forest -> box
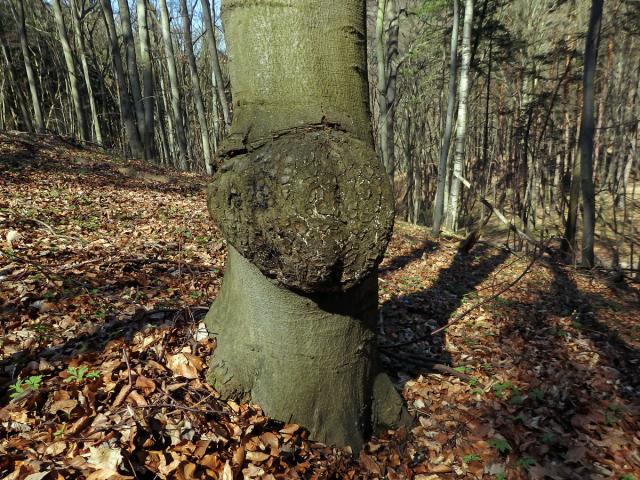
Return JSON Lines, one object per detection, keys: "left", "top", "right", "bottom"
{"left": 2, "top": 0, "right": 640, "bottom": 478}
{"left": 1, "top": 0, "right": 640, "bottom": 269}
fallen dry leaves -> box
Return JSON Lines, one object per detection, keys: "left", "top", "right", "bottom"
{"left": 1, "top": 132, "right": 639, "bottom": 479}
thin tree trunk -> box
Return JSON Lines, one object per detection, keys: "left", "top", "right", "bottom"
{"left": 13, "top": 0, "right": 44, "bottom": 132}
{"left": 158, "top": 0, "right": 188, "bottom": 169}
{"left": 579, "top": 0, "right": 604, "bottom": 268}
{"left": 0, "top": 18, "right": 33, "bottom": 132}
{"left": 200, "top": 0, "right": 231, "bottom": 131}
{"left": 180, "top": 0, "right": 213, "bottom": 174}
{"left": 117, "top": 0, "right": 145, "bottom": 144}
{"left": 70, "top": 0, "right": 103, "bottom": 144}
{"left": 136, "top": 0, "right": 154, "bottom": 158}
{"left": 432, "top": 0, "right": 459, "bottom": 235}
{"left": 51, "top": 0, "right": 88, "bottom": 141}
{"left": 376, "top": 0, "right": 398, "bottom": 180}
{"left": 446, "top": 0, "right": 473, "bottom": 231}
{"left": 99, "top": 0, "right": 144, "bottom": 157}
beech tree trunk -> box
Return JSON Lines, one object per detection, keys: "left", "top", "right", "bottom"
{"left": 70, "top": 0, "right": 103, "bottom": 145}
{"left": 158, "top": 0, "right": 188, "bottom": 169}
{"left": 117, "top": 0, "right": 145, "bottom": 143}
{"left": 376, "top": 0, "right": 398, "bottom": 180}
{"left": 579, "top": 0, "right": 604, "bottom": 268}
{"left": 0, "top": 18, "right": 32, "bottom": 132}
{"left": 200, "top": 0, "right": 231, "bottom": 131}
{"left": 446, "top": 0, "right": 473, "bottom": 232}
{"left": 99, "top": 0, "right": 144, "bottom": 157}
{"left": 13, "top": 0, "right": 44, "bottom": 133}
{"left": 136, "top": 0, "right": 155, "bottom": 158}
{"left": 179, "top": 0, "right": 213, "bottom": 174}
{"left": 205, "top": 0, "right": 406, "bottom": 449}
{"left": 432, "top": 0, "right": 459, "bottom": 235}
{"left": 51, "top": 0, "right": 88, "bottom": 141}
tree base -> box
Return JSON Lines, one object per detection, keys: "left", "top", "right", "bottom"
{"left": 205, "top": 247, "right": 408, "bottom": 449}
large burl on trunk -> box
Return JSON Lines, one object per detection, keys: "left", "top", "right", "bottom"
{"left": 204, "top": 0, "right": 408, "bottom": 449}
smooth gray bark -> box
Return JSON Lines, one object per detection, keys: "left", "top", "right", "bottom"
{"left": 136, "top": 0, "right": 155, "bottom": 157}
{"left": 13, "top": 0, "right": 44, "bottom": 132}
{"left": 200, "top": 0, "right": 231, "bottom": 131}
{"left": 180, "top": 0, "right": 213, "bottom": 174}
{"left": 432, "top": 0, "right": 459, "bottom": 235}
{"left": 70, "top": 0, "right": 103, "bottom": 144}
{"left": 446, "top": 0, "right": 473, "bottom": 231}
{"left": 205, "top": 0, "right": 406, "bottom": 449}
{"left": 51, "top": 0, "right": 88, "bottom": 141}
{"left": 579, "top": 0, "right": 604, "bottom": 268}
{"left": 158, "top": 0, "right": 188, "bottom": 169}
{"left": 99, "top": 0, "right": 144, "bottom": 157}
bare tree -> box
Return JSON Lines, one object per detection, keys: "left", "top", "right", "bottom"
{"left": 432, "top": 0, "right": 460, "bottom": 235}
{"left": 446, "top": 0, "right": 473, "bottom": 231}
{"left": 158, "top": 0, "right": 188, "bottom": 168}
{"left": 99, "top": 0, "right": 144, "bottom": 157}
{"left": 200, "top": 0, "right": 231, "bottom": 132}
{"left": 136, "top": 0, "right": 154, "bottom": 157}
{"left": 579, "top": 0, "right": 604, "bottom": 267}
{"left": 12, "top": 0, "right": 44, "bottom": 132}
{"left": 179, "top": 0, "right": 213, "bottom": 174}
{"left": 70, "top": 0, "right": 102, "bottom": 144}
{"left": 51, "top": 0, "right": 87, "bottom": 141}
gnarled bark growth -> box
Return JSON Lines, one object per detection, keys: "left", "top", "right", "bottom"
{"left": 205, "top": 0, "right": 408, "bottom": 449}
{"left": 208, "top": 129, "right": 394, "bottom": 292}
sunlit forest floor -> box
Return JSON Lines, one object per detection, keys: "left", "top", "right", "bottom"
{"left": 1, "top": 131, "right": 639, "bottom": 479}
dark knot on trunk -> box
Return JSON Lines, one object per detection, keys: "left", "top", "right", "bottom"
{"left": 207, "top": 128, "right": 394, "bottom": 293}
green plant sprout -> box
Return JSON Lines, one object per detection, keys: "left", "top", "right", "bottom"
{"left": 9, "top": 375, "right": 43, "bottom": 398}
{"left": 64, "top": 366, "right": 101, "bottom": 383}
{"left": 488, "top": 437, "right": 511, "bottom": 454}
{"left": 517, "top": 456, "right": 536, "bottom": 471}
{"left": 463, "top": 454, "right": 482, "bottom": 464}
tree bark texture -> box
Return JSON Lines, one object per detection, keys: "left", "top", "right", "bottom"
{"left": 136, "top": 0, "right": 155, "bottom": 157}
{"left": 205, "top": 0, "right": 405, "bottom": 449}
{"left": 99, "top": 0, "right": 144, "bottom": 157}
{"left": 579, "top": 0, "right": 603, "bottom": 267}
{"left": 52, "top": 0, "right": 88, "bottom": 141}
{"left": 446, "top": 0, "right": 473, "bottom": 232}
{"left": 432, "top": 0, "right": 459, "bottom": 235}
{"left": 14, "top": 0, "right": 44, "bottom": 132}
{"left": 180, "top": 0, "right": 213, "bottom": 174}
{"left": 158, "top": 0, "right": 189, "bottom": 168}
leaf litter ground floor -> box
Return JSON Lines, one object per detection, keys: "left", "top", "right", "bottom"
{"left": 0, "top": 132, "right": 639, "bottom": 479}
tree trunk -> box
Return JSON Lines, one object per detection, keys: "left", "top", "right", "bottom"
{"left": 579, "top": 0, "right": 603, "bottom": 268}
{"left": 51, "top": 0, "right": 88, "bottom": 141}
{"left": 99, "top": 0, "right": 144, "bottom": 157}
{"left": 180, "top": 0, "right": 213, "bottom": 174}
{"left": 200, "top": 0, "right": 231, "bottom": 131}
{"left": 376, "top": 0, "right": 398, "bottom": 180}
{"left": 117, "top": 0, "right": 145, "bottom": 144}
{"left": 136, "top": 0, "right": 155, "bottom": 158}
{"left": 432, "top": 0, "right": 459, "bottom": 235}
{"left": 0, "top": 18, "right": 33, "bottom": 132}
{"left": 13, "top": 0, "right": 44, "bottom": 133}
{"left": 158, "top": 0, "right": 188, "bottom": 169}
{"left": 446, "top": 0, "right": 473, "bottom": 231}
{"left": 70, "top": 0, "right": 103, "bottom": 145}
{"left": 205, "top": 0, "right": 406, "bottom": 449}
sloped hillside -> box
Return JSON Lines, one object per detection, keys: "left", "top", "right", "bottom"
{"left": 1, "top": 132, "right": 639, "bottom": 479}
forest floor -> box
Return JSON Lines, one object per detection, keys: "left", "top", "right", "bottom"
{"left": 1, "top": 131, "right": 639, "bottom": 480}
